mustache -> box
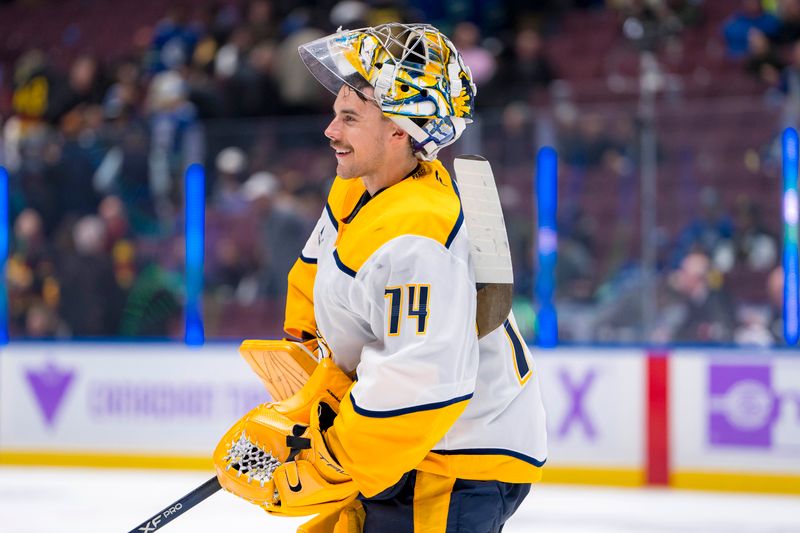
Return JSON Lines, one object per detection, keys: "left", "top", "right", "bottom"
{"left": 330, "top": 142, "right": 352, "bottom": 151}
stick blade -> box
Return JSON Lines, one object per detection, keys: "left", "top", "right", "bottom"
{"left": 454, "top": 155, "right": 514, "bottom": 337}
{"left": 453, "top": 155, "right": 514, "bottom": 285}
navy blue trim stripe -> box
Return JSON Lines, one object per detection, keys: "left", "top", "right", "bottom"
{"left": 445, "top": 179, "right": 465, "bottom": 249}
{"left": 350, "top": 392, "right": 473, "bottom": 418}
{"left": 504, "top": 319, "right": 530, "bottom": 378}
{"left": 333, "top": 249, "right": 357, "bottom": 278}
{"left": 431, "top": 448, "right": 547, "bottom": 468}
{"left": 325, "top": 203, "right": 339, "bottom": 230}
{"left": 299, "top": 253, "right": 317, "bottom": 264}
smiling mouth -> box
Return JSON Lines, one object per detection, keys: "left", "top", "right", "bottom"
{"left": 334, "top": 149, "right": 352, "bottom": 158}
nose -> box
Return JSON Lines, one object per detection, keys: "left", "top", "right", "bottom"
{"left": 324, "top": 116, "right": 340, "bottom": 141}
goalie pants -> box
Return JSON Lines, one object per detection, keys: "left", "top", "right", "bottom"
{"left": 358, "top": 470, "right": 530, "bottom": 532}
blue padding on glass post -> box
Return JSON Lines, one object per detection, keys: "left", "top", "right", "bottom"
{"left": 535, "top": 147, "right": 558, "bottom": 348}
{"left": 782, "top": 128, "right": 799, "bottom": 346}
{"left": 0, "top": 167, "right": 8, "bottom": 345}
{"left": 184, "top": 163, "right": 205, "bottom": 346}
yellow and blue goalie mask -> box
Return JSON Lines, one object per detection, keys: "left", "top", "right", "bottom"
{"left": 298, "top": 23, "right": 477, "bottom": 161}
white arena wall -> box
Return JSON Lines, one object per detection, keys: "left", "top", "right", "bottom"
{"left": 0, "top": 342, "right": 798, "bottom": 494}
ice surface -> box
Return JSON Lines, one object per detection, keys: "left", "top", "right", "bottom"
{"left": 1, "top": 467, "right": 798, "bottom": 533}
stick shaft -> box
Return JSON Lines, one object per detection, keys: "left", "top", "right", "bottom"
{"left": 128, "top": 476, "right": 221, "bottom": 533}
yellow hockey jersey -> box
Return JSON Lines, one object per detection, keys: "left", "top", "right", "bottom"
{"left": 285, "top": 159, "right": 547, "bottom": 498}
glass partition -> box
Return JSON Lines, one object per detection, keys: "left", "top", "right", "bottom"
{"left": 6, "top": 96, "right": 786, "bottom": 345}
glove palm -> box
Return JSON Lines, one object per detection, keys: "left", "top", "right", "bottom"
{"left": 214, "top": 358, "right": 357, "bottom": 517}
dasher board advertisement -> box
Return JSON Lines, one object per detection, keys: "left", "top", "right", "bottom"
{"left": 0, "top": 343, "right": 266, "bottom": 465}
{"left": 536, "top": 349, "right": 646, "bottom": 485}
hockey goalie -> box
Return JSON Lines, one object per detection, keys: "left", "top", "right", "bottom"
{"left": 213, "top": 22, "right": 547, "bottom": 533}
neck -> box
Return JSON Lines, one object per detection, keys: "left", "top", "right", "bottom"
{"left": 361, "top": 156, "right": 418, "bottom": 195}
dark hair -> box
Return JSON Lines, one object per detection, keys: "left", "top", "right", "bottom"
{"left": 345, "top": 76, "right": 372, "bottom": 102}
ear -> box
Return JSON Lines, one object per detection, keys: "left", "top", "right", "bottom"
{"left": 389, "top": 122, "right": 409, "bottom": 143}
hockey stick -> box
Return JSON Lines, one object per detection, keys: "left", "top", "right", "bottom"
{"left": 453, "top": 155, "right": 514, "bottom": 337}
{"left": 127, "top": 476, "right": 221, "bottom": 532}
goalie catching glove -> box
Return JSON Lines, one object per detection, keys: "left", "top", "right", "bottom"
{"left": 213, "top": 357, "right": 357, "bottom": 517}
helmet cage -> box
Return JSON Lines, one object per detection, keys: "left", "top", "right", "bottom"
{"left": 299, "top": 23, "right": 476, "bottom": 160}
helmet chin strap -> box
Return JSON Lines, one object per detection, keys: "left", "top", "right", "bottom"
{"left": 389, "top": 115, "right": 467, "bottom": 161}
{"left": 389, "top": 116, "right": 438, "bottom": 161}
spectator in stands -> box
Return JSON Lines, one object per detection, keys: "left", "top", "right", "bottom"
{"left": 58, "top": 216, "right": 124, "bottom": 336}
{"left": 51, "top": 109, "right": 102, "bottom": 224}
{"left": 241, "top": 171, "right": 311, "bottom": 300}
{"left": 97, "top": 195, "right": 130, "bottom": 251}
{"left": 614, "top": 0, "right": 685, "bottom": 50}
{"left": 94, "top": 113, "right": 160, "bottom": 234}
{"left": 223, "top": 40, "right": 282, "bottom": 117}
{"left": 665, "top": 0, "right": 705, "bottom": 28}
{"left": 149, "top": 5, "right": 201, "bottom": 72}
{"left": 653, "top": 250, "right": 736, "bottom": 343}
{"left": 776, "top": 0, "right": 800, "bottom": 43}
{"left": 15, "top": 132, "right": 58, "bottom": 235}
{"left": 212, "top": 146, "right": 249, "bottom": 213}
{"left": 11, "top": 49, "right": 62, "bottom": 125}
{"left": 102, "top": 58, "right": 143, "bottom": 122}
{"left": 483, "top": 28, "right": 556, "bottom": 107}
{"left": 713, "top": 195, "right": 777, "bottom": 273}
{"left": 559, "top": 112, "right": 621, "bottom": 168}
{"left": 24, "top": 303, "right": 63, "bottom": 338}
{"left": 329, "top": 0, "right": 370, "bottom": 29}
{"left": 482, "top": 101, "right": 536, "bottom": 169}
{"left": 95, "top": 195, "right": 139, "bottom": 292}
{"left": 744, "top": 29, "right": 784, "bottom": 85}
{"left": 452, "top": 22, "right": 497, "bottom": 86}
{"left": 146, "top": 70, "right": 203, "bottom": 214}
{"left": 46, "top": 54, "right": 107, "bottom": 123}
{"left": 734, "top": 265, "right": 787, "bottom": 345}
{"left": 245, "top": 0, "right": 279, "bottom": 43}
{"left": 670, "top": 186, "right": 733, "bottom": 267}
{"left": 118, "top": 261, "right": 181, "bottom": 337}
{"left": 7, "top": 209, "right": 60, "bottom": 337}
{"left": 723, "top": 0, "right": 781, "bottom": 58}
{"left": 214, "top": 25, "right": 255, "bottom": 81}
{"left": 766, "top": 265, "right": 786, "bottom": 344}
{"left": 779, "top": 40, "right": 800, "bottom": 96}
{"left": 274, "top": 21, "right": 327, "bottom": 114}
{"left": 556, "top": 206, "right": 597, "bottom": 303}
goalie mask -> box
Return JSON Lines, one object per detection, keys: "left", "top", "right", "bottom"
{"left": 298, "top": 23, "right": 476, "bottom": 161}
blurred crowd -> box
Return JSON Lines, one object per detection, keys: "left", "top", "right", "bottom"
{"left": 0, "top": 0, "right": 793, "bottom": 345}
{"left": 1, "top": 0, "right": 565, "bottom": 339}
{"left": 724, "top": 0, "right": 800, "bottom": 94}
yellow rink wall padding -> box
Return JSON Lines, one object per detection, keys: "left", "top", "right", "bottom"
{"left": 541, "top": 467, "right": 646, "bottom": 487}
{"left": 670, "top": 471, "right": 800, "bottom": 495}
{"left": 0, "top": 451, "right": 213, "bottom": 471}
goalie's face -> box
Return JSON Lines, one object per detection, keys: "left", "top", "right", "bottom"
{"left": 324, "top": 84, "right": 400, "bottom": 182}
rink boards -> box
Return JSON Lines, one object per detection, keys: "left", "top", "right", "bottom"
{"left": 0, "top": 342, "right": 798, "bottom": 494}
